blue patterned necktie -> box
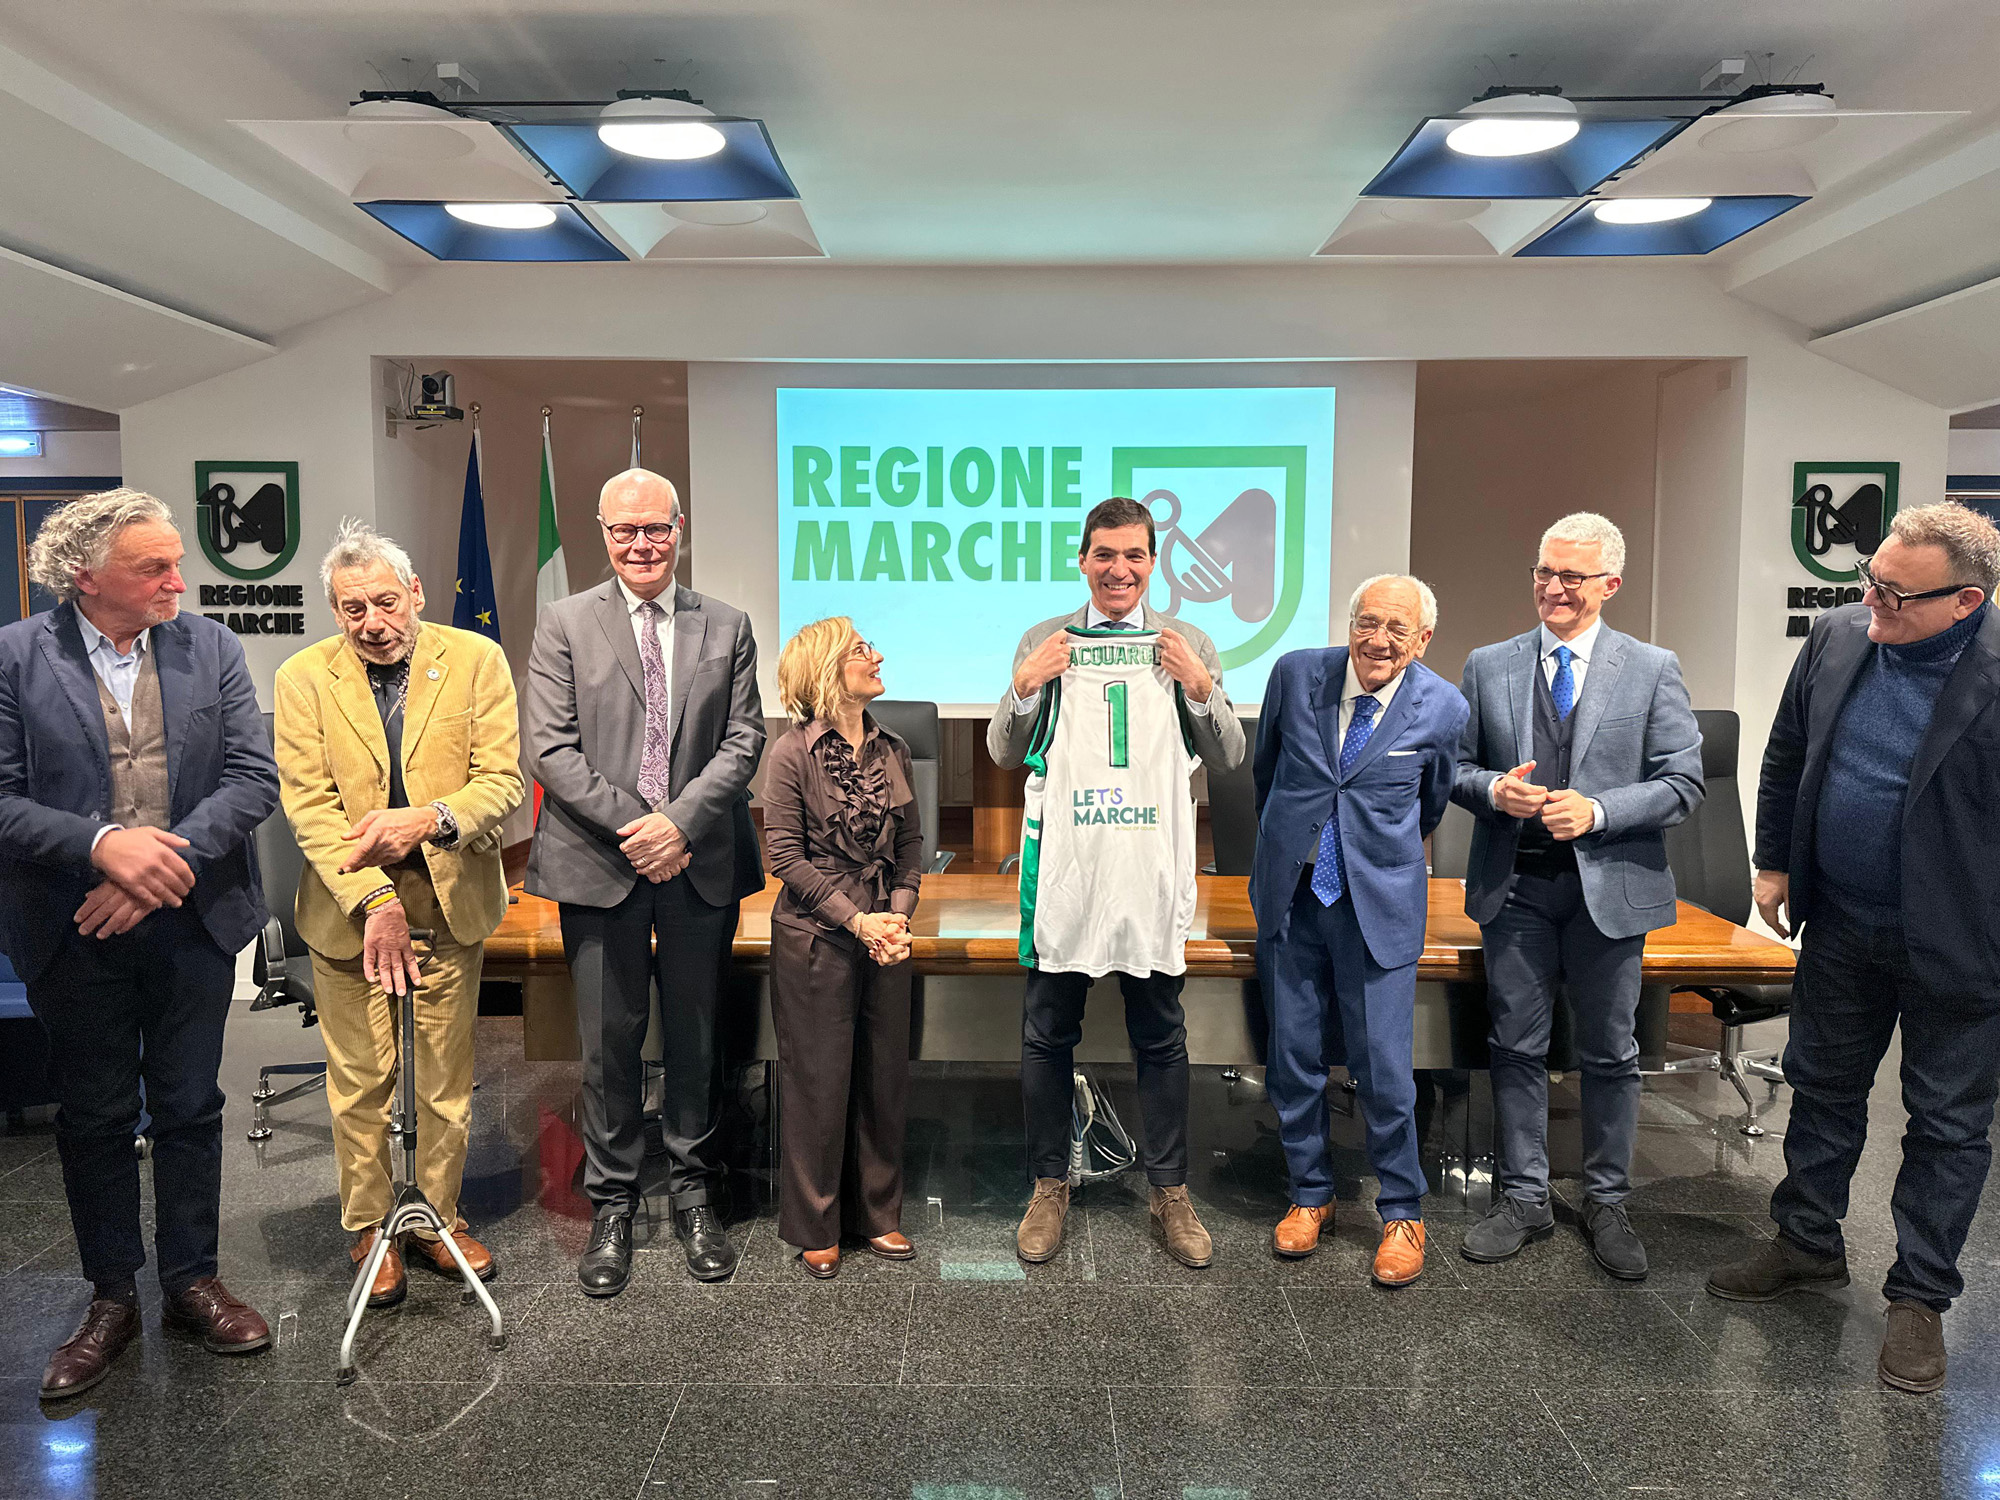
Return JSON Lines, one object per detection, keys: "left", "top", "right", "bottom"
{"left": 1101, "top": 619, "right": 1137, "bottom": 630}
{"left": 1550, "top": 644, "right": 1576, "bottom": 721}
{"left": 1310, "top": 693, "right": 1380, "bottom": 906}
{"left": 636, "top": 600, "right": 671, "bottom": 807}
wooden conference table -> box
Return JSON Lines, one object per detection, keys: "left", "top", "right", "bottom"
{"left": 489, "top": 874, "right": 1794, "bottom": 1069}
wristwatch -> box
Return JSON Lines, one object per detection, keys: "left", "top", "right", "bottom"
{"left": 427, "top": 800, "right": 461, "bottom": 849}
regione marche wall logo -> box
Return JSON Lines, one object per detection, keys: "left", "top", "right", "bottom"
{"left": 775, "top": 387, "right": 1335, "bottom": 706}
{"left": 1791, "top": 461, "right": 1898, "bottom": 584}
{"left": 195, "top": 460, "right": 300, "bottom": 581}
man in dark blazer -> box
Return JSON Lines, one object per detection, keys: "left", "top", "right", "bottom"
{"left": 1709, "top": 501, "right": 2000, "bottom": 1396}
{"left": 0, "top": 490, "right": 279, "bottom": 1400}
{"left": 1453, "top": 513, "right": 1702, "bottom": 1282}
{"left": 1253, "top": 574, "right": 1466, "bottom": 1286}
{"left": 526, "top": 468, "right": 766, "bottom": 1294}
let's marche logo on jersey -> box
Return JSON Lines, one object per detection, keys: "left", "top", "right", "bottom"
{"left": 1072, "top": 787, "right": 1161, "bottom": 827}
{"left": 775, "top": 387, "right": 1336, "bottom": 706}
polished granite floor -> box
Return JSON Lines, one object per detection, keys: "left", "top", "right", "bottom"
{"left": 2, "top": 1006, "right": 1997, "bottom": 1500}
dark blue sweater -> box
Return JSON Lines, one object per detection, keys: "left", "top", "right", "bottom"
{"left": 1814, "top": 603, "right": 1989, "bottom": 917}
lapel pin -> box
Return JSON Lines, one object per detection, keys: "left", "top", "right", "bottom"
{"left": 427, "top": 668, "right": 440, "bottom": 680}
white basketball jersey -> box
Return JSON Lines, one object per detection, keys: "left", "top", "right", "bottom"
{"left": 1018, "top": 627, "right": 1200, "bottom": 977}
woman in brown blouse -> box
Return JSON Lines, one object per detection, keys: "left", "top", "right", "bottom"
{"left": 765, "top": 617, "right": 923, "bottom": 1278}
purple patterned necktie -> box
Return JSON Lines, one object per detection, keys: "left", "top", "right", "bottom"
{"left": 636, "top": 600, "right": 670, "bottom": 807}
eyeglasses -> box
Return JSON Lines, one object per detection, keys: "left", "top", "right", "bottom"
{"left": 846, "top": 639, "right": 880, "bottom": 661}
{"left": 1532, "top": 566, "right": 1612, "bottom": 590}
{"left": 600, "top": 519, "right": 680, "bottom": 546}
{"left": 1855, "top": 558, "right": 1971, "bottom": 612}
{"left": 1351, "top": 615, "right": 1417, "bottom": 643}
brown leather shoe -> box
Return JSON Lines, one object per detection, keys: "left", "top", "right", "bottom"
{"left": 864, "top": 1231, "right": 915, "bottom": 1260}
{"left": 1273, "top": 1203, "right": 1335, "bottom": 1259}
{"left": 403, "top": 1224, "right": 497, "bottom": 1283}
{"left": 40, "top": 1299, "right": 138, "bottom": 1400}
{"left": 1879, "top": 1299, "right": 1948, "bottom": 1393}
{"left": 1016, "top": 1178, "right": 1070, "bottom": 1263}
{"left": 162, "top": 1277, "right": 270, "bottom": 1354}
{"left": 1373, "top": 1219, "right": 1426, "bottom": 1287}
{"left": 1150, "top": 1185, "right": 1214, "bottom": 1269}
{"left": 351, "top": 1228, "right": 407, "bottom": 1309}
{"left": 801, "top": 1246, "right": 840, "bottom": 1279}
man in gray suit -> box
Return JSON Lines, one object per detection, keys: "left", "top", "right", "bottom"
{"left": 526, "top": 469, "right": 766, "bottom": 1294}
{"left": 987, "top": 496, "right": 1245, "bottom": 1269}
{"left": 1452, "top": 512, "right": 1703, "bottom": 1279}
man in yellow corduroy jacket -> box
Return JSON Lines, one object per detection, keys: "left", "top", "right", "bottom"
{"left": 273, "top": 519, "right": 523, "bottom": 1309}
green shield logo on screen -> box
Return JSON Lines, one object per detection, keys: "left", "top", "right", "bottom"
{"left": 1112, "top": 445, "right": 1305, "bottom": 670}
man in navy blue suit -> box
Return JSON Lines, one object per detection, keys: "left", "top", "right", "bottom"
{"left": 1252, "top": 575, "right": 1467, "bottom": 1285}
{"left": 0, "top": 490, "right": 280, "bottom": 1400}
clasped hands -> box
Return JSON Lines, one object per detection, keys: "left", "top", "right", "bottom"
{"left": 1492, "top": 759, "right": 1597, "bottom": 841}
{"left": 849, "top": 910, "right": 912, "bottom": 966}
{"left": 74, "top": 826, "right": 196, "bottom": 938}
{"left": 617, "top": 811, "right": 690, "bottom": 883}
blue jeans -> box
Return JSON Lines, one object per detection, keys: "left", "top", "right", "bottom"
{"left": 1771, "top": 901, "right": 2000, "bottom": 1311}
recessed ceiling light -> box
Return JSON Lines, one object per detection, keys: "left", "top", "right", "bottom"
{"left": 1593, "top": 197, "right": 1712, "bottom": 224}
{"left": 1445, "top": 117, "right": 1581, "bottom": 158}
{"left": 0, "top": 433, "right": 43, "bottom": 456}
{"left": 1444, "top": 92, "right": 1581, "bottom": 158}
{"left": 598, "top": 97, "right": 727, "bottom": 161}
{"left": 445, "top": 202, "right": 559, "bottom": 229}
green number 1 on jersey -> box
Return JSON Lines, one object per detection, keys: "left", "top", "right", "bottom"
{"left": 1103, "top": 680, "right": 1129, "bottom": 767}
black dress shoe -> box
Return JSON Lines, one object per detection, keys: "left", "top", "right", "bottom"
{"left": 673, "top": 1205, "right": 738, "bottom": 1282}
{"left": 578, "top": 1211, "right": 634, "bottom": 1298}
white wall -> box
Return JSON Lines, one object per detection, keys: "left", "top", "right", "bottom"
{"left": 688, "top": 359, "right": 1416, "bottom": 713}
{"left": 1410, "top": 361, "right": 1671, "bottom": 686}
{"left": 1947, "top": 427, "right": 2000, "bottom": 473}
{"left": 1653, "top": 360, "right": 1746, "bottom": 711}
{"left": 115, "top": 258, "right": 1949, "bottom": 843}
{"left": 0, "top": 427, "right": 120, "bottom": 480}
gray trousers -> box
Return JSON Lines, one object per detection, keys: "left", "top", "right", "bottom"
{"left": 559, "top": 876, "right": 739, "bottom": 1213}
{"left": 1480, "top": 866, "right": 1645, "bottom": 1206}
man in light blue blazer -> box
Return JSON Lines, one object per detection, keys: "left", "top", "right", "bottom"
{"left": 1453, "top": 513, "right": 1703, "bottom": 1281}
{"left": 1253, "top": 575, "right": 1467, "bottom": 1286}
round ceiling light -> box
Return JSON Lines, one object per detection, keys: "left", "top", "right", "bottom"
{"left": 445, "top": 202, "right": 559, "bottom": 229}
{"left": 598, "top": 97, "right": 727, "bottom": 161}
{"left": 1593, "top": 197, "right": 1712, "bottom": 225}
{"left": 1444, "top": 93, "right": 1581, "bottom": 158}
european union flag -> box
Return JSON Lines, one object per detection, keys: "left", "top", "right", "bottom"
{"left": 453, "top": 430, "right": 501, "bottom": 642}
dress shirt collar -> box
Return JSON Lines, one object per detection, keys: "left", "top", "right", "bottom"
{"left": 1340, "top": 655, "right": 1405, "bottom": 714}
{"left": 803, "top": 713, "right": 881, "bottom": 751}
{"left": 1539, "top": 617, "right": 1602, "bottom": 664}
{"left": 75, "top": 607, "right": 149, "bottom": 664}
{"left": 616, "top": 577, "right": 675, "bottom": 619}
{"left": 1085, "top": 602, "right": 1146, "bottom": 629}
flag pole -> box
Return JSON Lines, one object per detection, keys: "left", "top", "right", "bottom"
{"left": 631, "top": 405, "right": 643, "bottom": 470}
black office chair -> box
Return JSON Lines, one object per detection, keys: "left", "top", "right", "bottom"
{"left": 246, "top": 713, "right": 326, "bottom": 1142}
{"left": 1204, "top": 714, "right": 1258, "bottom": 876}
{"left": 869, "top": 699, "right": 955, "bottom": 872}
{"left": 1660, "top": 709, "right": 1790, "bottom": 1136}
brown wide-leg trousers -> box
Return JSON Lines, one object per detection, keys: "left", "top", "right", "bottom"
{"left": 769, "top": 922, "right": 912, "bottom": 1252}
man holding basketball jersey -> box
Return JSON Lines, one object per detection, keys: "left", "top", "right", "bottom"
{"left": 988, "top": 496, "right": 1246, "bottom": 1269}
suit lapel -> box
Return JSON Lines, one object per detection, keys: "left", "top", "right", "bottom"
{"left": 1341, "top": 663, "right": 1423, "bottom": 785}
{"left": 667, "top": 586, "right": 708, "bottom": 751}
{"left": 151, "top": 619, "right": 191, "bottom": 794}
{"left": 595, "top": 581, "right": 646, "bottom": 704}
{"left": 1906, "top": 609, "right": 2000, "bottom": 808}
{"left": 1309, "top": 647, "right": 1346, "bottom": 775}
{"left": 1508, "top": 631, "right": 1537, "bottom": 766}
{"left": 326, "top": 641, "right": 389, "bottom": 774}
{"left": 400, "top": 626, "right": 450, "bottom": 760}
{"left": 1805, "top": 616, "right": 1873, "bottom": 760}
{"left": 39, "top": 606, "right": 111, "bottom": 773}
{"left": 1567, "top": 628, "right": 1628, "bottom": 765}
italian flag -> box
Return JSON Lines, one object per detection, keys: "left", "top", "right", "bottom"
{"left": 533, "top": 411, "right": 570, "bottom": 819}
